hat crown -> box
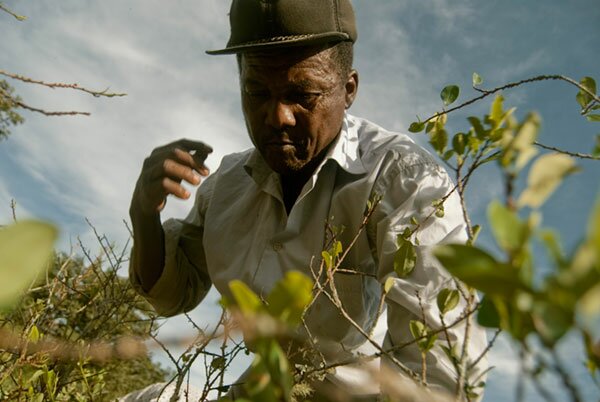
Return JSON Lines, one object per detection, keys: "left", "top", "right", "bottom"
{"left": 207, "top": 0, "right": 356, "bottom": 55}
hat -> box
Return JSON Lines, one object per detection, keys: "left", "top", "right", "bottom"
{"left": 206, "top": 0, "right": 357, "bottom": 55}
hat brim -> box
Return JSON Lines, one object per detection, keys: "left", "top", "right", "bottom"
{"left": 206, "top": 32, "right": 351, "bottom": 55}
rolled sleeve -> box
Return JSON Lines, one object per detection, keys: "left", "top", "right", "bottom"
{"left": 129, "top": 175, "right": 215, "bottom": 317}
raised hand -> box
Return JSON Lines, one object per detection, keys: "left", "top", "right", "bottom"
{"left": 131, "top": 139, "right": 213, "bottom": 216}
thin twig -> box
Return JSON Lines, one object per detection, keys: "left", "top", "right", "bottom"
{"left": 468, "top": 328, "right": 500, "bottom": 371}
{"left": 534, "top": 141, "right": 599, "bottom": 160}
{"left": 13, "top": 99, "right": 90, "bottom": 116}
{"left": 0, "top": 3, "right": 26, "bottom": 21}
{"left": 10, "top": 199, "right": 17, "bottom": 222}
{"left": 0, "top": 70, "right": 126, "bottom": 98}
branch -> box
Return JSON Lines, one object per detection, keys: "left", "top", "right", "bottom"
{"left": 534, "top": 141, "right": 599, "bottom": 160}
{"left": 13, "top": 97, "right": 90, "bottom": 117}
{"left": 0, "top": 328, "right": 146, "bottom": 362}
{"left": 0, "top": 3, "right": 26, "bottom": 21}
{"left": 425, "top": 74, "right": 600, "bottom": 123}
{"left": 0, "top": 70, "right": 126, "bottom": 98}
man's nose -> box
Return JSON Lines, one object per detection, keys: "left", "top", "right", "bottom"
{"left": 265, "top": 100, "right": 296, "bottom": 129}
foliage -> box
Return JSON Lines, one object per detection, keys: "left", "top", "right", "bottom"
{"left": 0, "top": 228, "right": 170, "bottom": 401}
{"left": 221, "top": 272, "right": 314, "bottom": 402}
{"left": 412, "top": 74, "right": 600, "bottom": 401}
{"left": 0, "top": 80, "right": 24, "bottom": 140}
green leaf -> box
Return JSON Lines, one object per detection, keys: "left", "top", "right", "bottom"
{"left": 437, "top": 288, "right": 460, "bottom": 315}
{"left": 442, "top": 149, "right": 455, "bottom": 161}
{"left": 266, "top": 271, "right": 313, "bottom": 326}
{"left": 586, "top": 114, "right": 600, "bottom": 122}
{"left": 434, "top": 244, "right": 528, "bottom": 296}
{"left": 398, "top": 227, "right": 412, "bottom": 242}
{"left": 421, "top": 332, "right": 438, "bottom": 352}
{"left": 452, "top": 132, "right": 467, "bottom": 155}
{"left": 472, "top": 72, "right": 483, "bottom": 86}
{"left": 408, "top": 121, "right": 425, "bottom": 133}
{"left": 468, "top": 224, "right": 482, "bottom": 246}
{"left": 394, "top": 237, "right": 417, "bottom": 278}
{"left": 513, "top": 113, "right": 540, "bottom": 171}
{"left": 532, "top": 301, "right": 572, "bottom": 346}
{"left": 429, "top": 128, "right": 448, "bottom": 154}
{"left": 409, "top": 320, "right": 436, "bottom": 352}
{"left": 539, "top": 229, "right": 566, "bottom": 268}
{"left": 441, "top": 85, "right": 460, "bottom": 106}
{"left": 435, "top": 203, "right": 445, "bottom": 218}
{"left": 468, "top": 116, "right": 487, "bottom": 140}
{"left": 590, "top": 200, "right": 600, "bottom": 263}
{"left": 593, "top": 134, "right": 600, "bottom": 157}
{"left": 332, "top": 240, "right": 343, "bottom": 258}
{"left": 0, "top": 220, "right": 57, "bottom": 307}
{"left": 28, "top": 325, "right": 40, "bottom": 343}
{"left": 477, "top": 296, "right": 501, "bottom": 328}
{"left": 488, "top": 200, "right": 527, "bottom": 253}
{"left": 578, "top": 282, "right": 600, "bottom": 318}
{"left": 321, "top": 250, "right": 333, "bottom": 270}
{"left": 518, "top": 153, "right": 579, "bottom": 209}
{"left": 229, "top": 280, "right": 262, "bottom": 315}
{"left": 409, "top": 320, "right": 426, "bottom": 340}
{"left": 576, "top": 76, "right": 597, "bottom": 108}
{"left": 211, "top": 356, "right": 226, "bottom": 370}
{"left": 384, "top": 277, "right": 395, "bottom": 294}
{"left": 489, "top": 95, "right": 505, "bottom": 127}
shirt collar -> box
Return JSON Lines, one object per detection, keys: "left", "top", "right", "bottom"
{"left": 326, "top": 113, "right": 367, "bottom": 175}
{"left": 243, "top": 113, "right": 366, "bottom": 185}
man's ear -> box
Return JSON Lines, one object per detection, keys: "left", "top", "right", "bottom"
{"left": 344, "top": 69, "right": 359, "bottom": 109}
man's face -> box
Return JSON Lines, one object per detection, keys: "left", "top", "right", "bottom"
{"left": 240, "top": 45, "right": 357, "bottom": 176}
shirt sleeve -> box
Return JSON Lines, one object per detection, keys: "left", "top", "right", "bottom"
{"left": 372, "top": 155, "right": 488, "bottom": 397}
{"left": 129, "top": 174, "right": 215, "bottom": 317}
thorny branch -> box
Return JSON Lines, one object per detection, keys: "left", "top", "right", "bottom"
{"left": 0, "top": 86, "right": 90, "bottom": 116}
{"left": 424, "top": 74, "right": 600, "bottom": 124}
{"left": 0, "top": 69, "right": 126, "bottom": 117}
{"left": 0, "top": 70, "right": 126, "bottom": 98}
{"left": 534, "top": 141, "right": 599, "bottom": 160}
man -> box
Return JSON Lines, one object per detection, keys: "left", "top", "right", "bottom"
{"left": 129, "top": 0, "right": 488, "bottom": 400}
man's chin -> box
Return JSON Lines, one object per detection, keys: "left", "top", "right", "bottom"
{"left": 262, "top": 149, "right": 308, "bottom": 175}
{"left": 270, "top": 161, "right": 307, "bottom": 176}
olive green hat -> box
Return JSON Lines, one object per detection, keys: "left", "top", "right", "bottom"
{"left": 206, "top": 0, "right": 357, "bottom": 55}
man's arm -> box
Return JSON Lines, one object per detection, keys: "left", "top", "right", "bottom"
{"left": 129, "top": 139, "right": 212, "bottom": 292}
{"left": 373, "top": 157, "right": 488, "bottom": 397}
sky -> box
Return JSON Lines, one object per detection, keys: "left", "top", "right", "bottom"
{"left": 1, "top": 0, "right": 599, "bottom": 400}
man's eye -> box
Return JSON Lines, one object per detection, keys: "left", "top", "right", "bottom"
{"left": 289, "top": 92, "right": 320, "bottom": 106}
{"left": 244, "top": 89, "right": 269, "bottom": 98}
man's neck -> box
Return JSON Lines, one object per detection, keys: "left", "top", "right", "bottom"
{"left": 280, "top": 156, "right": 322, "bottom": 215}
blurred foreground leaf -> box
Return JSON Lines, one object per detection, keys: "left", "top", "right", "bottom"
{"left": 434, "top": 244, "right": 529, "bottom": 296}
{"left": 518, "top": 153, "right": 579, "bottom": 208}
{"left": 0, "top": 220, "right": 57, "bottom": 307}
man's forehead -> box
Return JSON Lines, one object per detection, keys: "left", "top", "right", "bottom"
{"left": 241, "top": 45, "right": 333, "bottom": 71}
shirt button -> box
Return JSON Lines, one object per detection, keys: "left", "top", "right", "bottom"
{"left": 272, "top": 242, "right": 283, "bottom": 251}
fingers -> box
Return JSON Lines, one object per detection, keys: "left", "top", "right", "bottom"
{"left": 133, "top": 139, "right": 214, "bottom": 214}
{"left": 152, "top": 139, "right": 213, "bottom": 176}
{"left": 161, "top": 176, "right": 191, "bottom": 199}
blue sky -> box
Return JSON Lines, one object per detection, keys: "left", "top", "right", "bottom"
{"left": 1, "top": 0, "right": 599, "bottom": 400}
